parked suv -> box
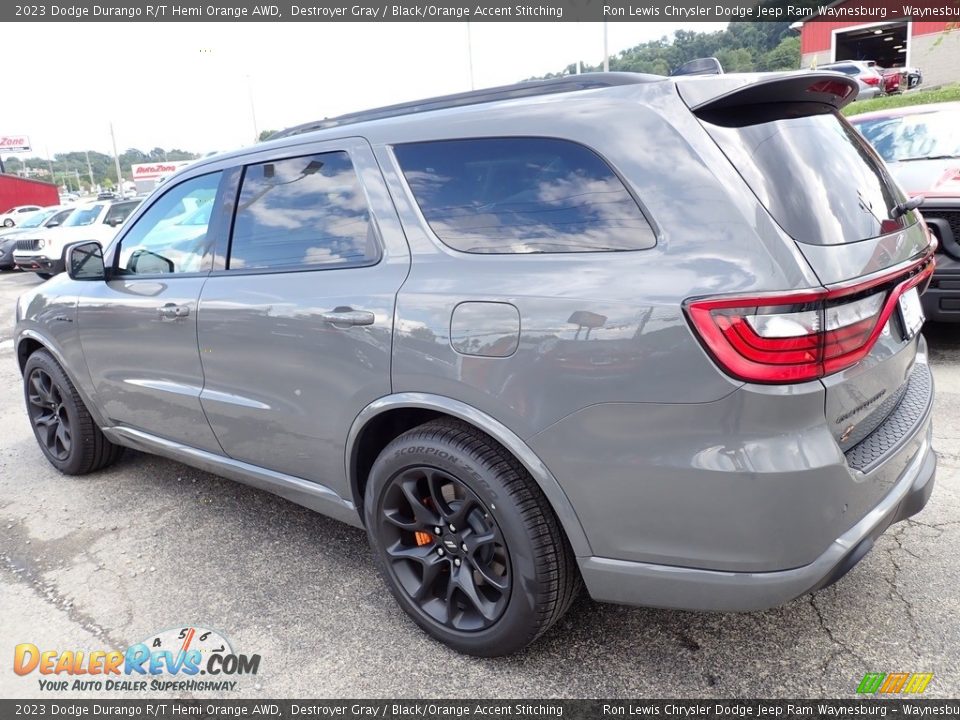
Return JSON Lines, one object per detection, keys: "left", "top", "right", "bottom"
{"left": 817, "top": 61, "right": 885, "bottom": 100}
{"left": 15, "top": 72, "right": 937, "bottom": 656}
{"left": 13, "top": 199, "right": 139, "bottom": 278}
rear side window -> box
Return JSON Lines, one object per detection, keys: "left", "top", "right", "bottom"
{"left": 394, "top": 137, "right": 655, "bottom": 254}
{"left": 700, "top": 104, "right": 907, "bottom": 245}
{"left": 228, "top": 152, "right": 379, "bottom": 271}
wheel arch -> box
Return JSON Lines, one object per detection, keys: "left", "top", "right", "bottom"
{"left": 345, "top": 393, "right": 592, "bottom": 557}
{"left": 16, "top": 329, "right": 108, "bottom": 429}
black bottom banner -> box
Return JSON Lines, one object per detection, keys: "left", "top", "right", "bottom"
{"left": 3, "top": 700, "right": 960, "bottom": 720}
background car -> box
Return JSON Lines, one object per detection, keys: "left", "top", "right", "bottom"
{"left": 818, "top": 61, "right": 886, "bottom": 100}
{"left": 0, "top": 204, "right": 43, "bottom": 227}
{"left": 12, "top": 199, "right": 139, "bottom": 278}
{"left": 852, "top": 102, "right": 960, "bottom": 321}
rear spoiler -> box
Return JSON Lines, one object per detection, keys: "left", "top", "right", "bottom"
{"left": 676, "top": 71, "right": 860, "bottom": 113}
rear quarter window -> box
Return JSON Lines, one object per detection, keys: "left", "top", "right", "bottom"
{"left": 394, "top": 137, "right": 656, "bottom": 254}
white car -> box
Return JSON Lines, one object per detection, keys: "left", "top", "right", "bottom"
{"left": 0, "top": 204, "right": 43, "bottom": 227}
{"left": 13, "top": 199, "right": 140, "bottom": 278}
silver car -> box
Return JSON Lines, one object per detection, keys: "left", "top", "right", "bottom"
{"left": 13, "top": 71, "right": 937, "bottom": 656}
{"left": 818, "top": 61, "right": 886, "bottom": 100}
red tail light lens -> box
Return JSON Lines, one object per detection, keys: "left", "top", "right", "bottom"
{"left": 686, "top": 257, "right": 935, "bottom": 383}
{"left": 863, "top": 75, "right": 881, "bottom": 86}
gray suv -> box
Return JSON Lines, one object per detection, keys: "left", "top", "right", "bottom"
{"left": 13, "top": 72, "right": 937, "bottom": 656}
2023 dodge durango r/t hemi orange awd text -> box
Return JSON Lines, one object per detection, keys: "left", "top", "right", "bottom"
{"left": 15, "top": 71, "right": 937, "bottom": 656}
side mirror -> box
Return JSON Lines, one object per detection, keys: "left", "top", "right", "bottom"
{"left": 46, "top": 221, "right": 61, "bottom": 228}
{"left": 65, "top": 241, "right": 106, "bottom": 281}
{"left": 106, "top": 217, "right": 124, "bottom": 227}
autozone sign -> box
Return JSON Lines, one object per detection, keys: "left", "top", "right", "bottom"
{"left": 0, "top": 135, "right": 31, "bottom": 152}
{"left": 131, "top": 161, "right": 191, "bottom": 180}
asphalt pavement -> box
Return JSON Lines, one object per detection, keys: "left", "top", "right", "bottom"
{"left": 1, "top": 268, "right": 958, "bottom": 699}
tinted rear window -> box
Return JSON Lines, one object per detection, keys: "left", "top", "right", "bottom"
{"left": 394, "top": 137, "right": 655, "bottom": 254}
{"left": 700, "top": 104, "right": 907, "bottom": 245}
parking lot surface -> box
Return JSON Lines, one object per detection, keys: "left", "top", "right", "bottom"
{"left": 1, "top": 269, "right": 958, "bottom": 699}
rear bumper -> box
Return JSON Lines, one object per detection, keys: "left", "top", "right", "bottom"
{"left": 580, "top": 431, "right": 935, "bottom": 611}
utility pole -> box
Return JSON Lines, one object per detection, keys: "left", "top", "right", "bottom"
{"left": 246, "top": 75, "right": 259, "bottom": 142}
{"left": 110, "top": 123, "right": 123, "bottom": 192}
{"left": 603, "top": 22, "right": 609, "bottom": 72}
{"left": 85, "top": 150, "right": 94, "bottom": 190}
{"left": 466, "top": 22, "right": 475, "bottom": 90}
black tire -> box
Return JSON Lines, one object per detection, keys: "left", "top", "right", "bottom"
{"left": 3, "top": 219, "right": 14, "bottom": 228}
{"left": 365, "top": 418, "right": 581, "bottom": 656}
{"left": 35, "top": 272, "right": 53, "bottom": 280}
{"left": 23, "top": 350, "right": 123, "bottom": 475}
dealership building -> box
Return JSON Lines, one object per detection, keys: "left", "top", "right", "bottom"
{"left": 798, "top": 1, "right": 959, "bottom": 88}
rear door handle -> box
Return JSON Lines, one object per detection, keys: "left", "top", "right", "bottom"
{"left": 318, "top": 308, "right": 375, "bottom": 327}
{"left": 158, "top": 303, "right": 190, "bottom": 319}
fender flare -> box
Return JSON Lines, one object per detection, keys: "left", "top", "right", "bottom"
{"left": 345, "top": 392, "right": 592, "bottom": 557}
{"left": 15, "top": 328, "right": 109, "bottom": 430}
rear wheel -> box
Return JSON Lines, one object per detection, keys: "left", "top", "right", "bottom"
{"left": 35, "top": 272, "right": 53, "bottom": 280}
{"left": 365, "top": 418, "right": 580, "bottom": 656}
{"left": 3, "top": 219, "right": 14, "bottom": 227}
{"left": 23, "top": 350, "right": 122, "bottom": 475}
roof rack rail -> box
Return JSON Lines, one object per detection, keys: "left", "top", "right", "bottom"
{"left": 269, "top": 72, "right": 661, "bottom": 140}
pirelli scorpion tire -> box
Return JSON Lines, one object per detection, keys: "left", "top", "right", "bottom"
{"left": 364, "top": 418, "right": 581, "bottom": 656}
{"left": 23, "top": 350, "right": 123, "bottom": 475}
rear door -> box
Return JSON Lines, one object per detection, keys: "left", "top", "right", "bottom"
{"left": 685, "top": 76, "right": 934, "bottom": 449}
{"left": 196, "top": 138, "right": 410, "bottom": 496}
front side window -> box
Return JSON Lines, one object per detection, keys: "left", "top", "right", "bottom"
{"left": 394, "top": 137, "right": 656, "bottom": 254}
{"left": 228, "top": 152, "right": 378, "bottom": 271}
{"left": 116, "top": 172, "right": 222, "bottom": 275}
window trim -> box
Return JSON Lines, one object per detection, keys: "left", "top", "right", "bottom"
{"left": 222, "top": 150, "right": 383, "bottom": 276}
{"left": 107, "top": 171, "right": 226, "bottom": 280}
{"left": 390, "top": 135, "right": 660, "bottom": 257}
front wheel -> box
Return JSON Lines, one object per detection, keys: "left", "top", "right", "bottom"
{"left": 23, "top": 350, "right": 123, "bottom": 475}
{"left": 35, "top": 272, "right": 53, "bottom": 280}
{"left": 365, "top": 418, "right": 581, "bottom": 656}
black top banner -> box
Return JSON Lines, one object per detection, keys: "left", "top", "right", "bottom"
{"left": 4, "top": 700, "right": 960, "bottom": 720}
{"left": 5, "top": 0, "right": 960, "bottom": 22}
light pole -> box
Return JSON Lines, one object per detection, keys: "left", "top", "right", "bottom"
{"left": 246, "top": 74, "right": 259, "bottom": 142}
{"left": 110, "top": 123, "right": 123, "bottom": 192}
{"left": 466, "top": 22, "right": 475, "bottom": 90}
{"left": 603, "top": 22, "right": 609, "bottom": 72}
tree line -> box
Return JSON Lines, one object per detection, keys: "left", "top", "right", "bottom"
{"left": 2, "top": 147, "right": 199, "bottom": 192}
{"left": 538, "top": 21, "right": 802, "bottom": 78}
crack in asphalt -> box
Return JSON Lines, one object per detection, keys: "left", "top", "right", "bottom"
{"left": 884, "top": 527, "right": 923, "bottom": 659}
{"left": 809, "top": 593, "right": 868, "bottom": 671}
{"left": 0, "top": 521, "right": 130, "bottom": 651}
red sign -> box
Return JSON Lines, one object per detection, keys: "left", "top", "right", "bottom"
{"left": 131, "top": 161, "right": 191, "bottom": 180}
{"left": 0, "top": 135, "right": 31, "bottom": 152}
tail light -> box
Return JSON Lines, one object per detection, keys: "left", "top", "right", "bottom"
{"left": 686, "top": 256, "right": 935, "bottom": 383}
{"left": 863, "top": 75, "right": 881, "bottom": 86}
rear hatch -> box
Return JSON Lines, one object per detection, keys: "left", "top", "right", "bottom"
{"left": 678, "top": 72, "right": 935, "bottom": 450}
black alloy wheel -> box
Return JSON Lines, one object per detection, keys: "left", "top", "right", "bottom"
{"left": 378, "top": 465, "right": 511, "bottom": 631}
{"left": 365, "top": 418, "right": 581, "bottom": 656}
{"left": 26, "top": 368, "right": 73, "bottom": 461}
{"left": 22, "top": 349, "right": 123, "bottom": 475}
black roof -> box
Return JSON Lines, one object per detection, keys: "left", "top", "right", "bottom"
{"left": 269, "top": 72, "right": 661, "bottom": 140}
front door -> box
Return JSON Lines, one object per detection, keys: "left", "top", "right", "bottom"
{"left": 197, "top": 139, "right": 410, "bottom": 495}
{"left": 76, "top": 170, "right": 228, "bottom": 452}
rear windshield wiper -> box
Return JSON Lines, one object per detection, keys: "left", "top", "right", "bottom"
{"left": 891, "top": 195, "right": 924, "bottom": 219}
